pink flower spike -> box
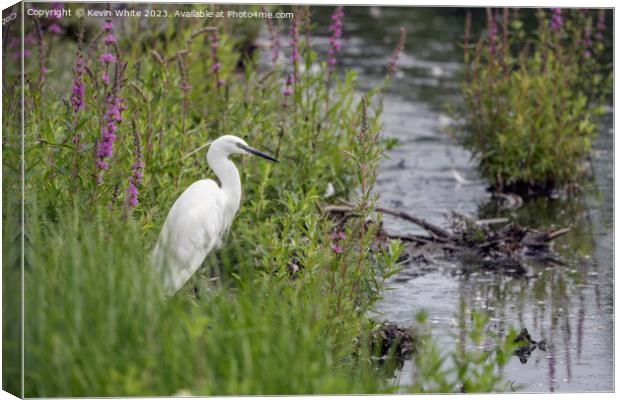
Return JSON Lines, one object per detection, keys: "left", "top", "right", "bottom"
{"left": 101, "top": 72, "right": 110, "bottom": 85}
{"left": 103, "top": 21, "right": 113, "bottom": 31}
{"left": 326, "top": 6, "right": 345, "bottom": 68}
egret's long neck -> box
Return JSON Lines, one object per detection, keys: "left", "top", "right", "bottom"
{"left": 207, "top": 149, "right": 241, "bottom": 212}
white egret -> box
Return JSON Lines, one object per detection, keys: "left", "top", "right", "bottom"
{"left": 152, "top": 135, "right": 279, "bottom": 294}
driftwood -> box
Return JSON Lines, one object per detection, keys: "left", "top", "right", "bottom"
{"left": 323, "top": 202, "right": 571, "bottom": 273}
{"left": 326, "top": 202, "right": 454, "bottom": 240}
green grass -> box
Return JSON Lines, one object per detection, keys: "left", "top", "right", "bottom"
{"left": 18, "top": 207, "right": 392, "bottom": 396}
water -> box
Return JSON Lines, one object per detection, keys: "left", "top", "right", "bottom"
{"left": 315, "top": 6, "right": 613, "bottom": 392}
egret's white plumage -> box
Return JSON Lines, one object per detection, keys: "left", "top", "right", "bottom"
{"left": 152, "top": 135, "right": 278, "bottom": 294}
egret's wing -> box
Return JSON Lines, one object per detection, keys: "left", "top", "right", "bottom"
{"left": 153, "top": 179, "right": 226, "bottom": 293}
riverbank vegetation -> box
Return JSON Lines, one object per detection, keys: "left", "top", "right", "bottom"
{"left": 458, "top": 8, "right": 611, "bottom": 196}
{"left": 2, "top": 4, "right": 514, "bottom": 396}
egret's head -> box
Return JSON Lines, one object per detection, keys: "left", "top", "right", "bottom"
{"left": 210, "top": 135, "right": 279, "bottom": 163}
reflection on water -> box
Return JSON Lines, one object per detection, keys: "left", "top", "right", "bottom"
{"left": 314, "top": 6, "right": 613, "bottom": 392}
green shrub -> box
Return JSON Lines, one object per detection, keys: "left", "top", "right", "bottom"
{"left": 458, "top": 8, "right": 611, "bottom": 195}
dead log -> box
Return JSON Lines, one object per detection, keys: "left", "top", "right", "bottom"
{"left": 323, "top": 202, "right": 571, "bottom": 271}
{"left": 326, "top": 202, "right": 454, "bottom": 240}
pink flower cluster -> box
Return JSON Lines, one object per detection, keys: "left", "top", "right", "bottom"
{"left": 330, "top": 231, "right": 345, "bottom": 254}
{"left": 283, "top": 75, "right": 294, "bottom": 97}
{"left": 48, "top": 23, "right": 62, "bottom": 34}
{"left": 327, "top": 6, "right": 344, "bottom": 67}
{"left": 99, "top": 52, "right": 117, "bottom": 63}
{"left": 550, "top": 8, "right": 563, "bottom": 32}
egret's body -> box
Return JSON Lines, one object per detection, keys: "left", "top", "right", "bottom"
{"left": 152, "top": 135, "right": 277, "bottom": 294}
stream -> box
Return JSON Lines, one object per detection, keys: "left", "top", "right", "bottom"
{"left": 316, "top": 6, "right": 613, "bottom": 392}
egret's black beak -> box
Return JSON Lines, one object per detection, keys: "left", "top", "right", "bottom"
{"left": 238, "top": 143, "right": 279, "bottom": 163}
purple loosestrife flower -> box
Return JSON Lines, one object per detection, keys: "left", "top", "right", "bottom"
{"left": 330, "top": 230, "right": 345, "bottom": 254}
{"left": 290, "top": 17, "right": 300, "bottom": 64}
{"left": 126, "top": 184, "right": 139, "bottom": 207}
{"left": 583, "top": 28, "right": 593, "bottom": 57}
{"left": 95, "top": 95, "right": 124, "bottom": 182}
{"left": 100, "top": 18, "right": 117, "bottom": 87}
{"left": 125, "top": 131, "right": 144, "bottom": 208}
{"left": 488, "top": 11, "right": 498, "bottom": 56}
{"left": 48, "top": 23, "right": 62, "bottom": 34}
{"left": 180, "top": 81, "right": 192, "bottom": 91}
{"left": 99, "top": 52, "right": 117, "bottom": 63}
{"left": 25, "top": 33, "right": 36, "bottom": 45}
{"left": 327, "top": 6, "right": 344, "bottom": 67}
{"left": 282, "top": 74, "right": 293, "bottom": 108}
{"left": 550, "top": 8, "right": 563, "bottom": 32}
{"left": 595, "top": 10, "right": 606, "bottom": 41}
{"left": 387, "top": 27, "right": 407, "bottom": 76}
{"left": 51, "top": 2, "right": 63, "bottom": 19}
{"left": 104, "top": 33, "right": 116, "bottom": 45}
{"left": 94, "top": 16, "right": 126, "bottom": 184}
{"left": 263, "top": 7, "right": 281, "bottom": 66}
{"left": 331, "top": 244, "right": 344, "bottom": 254}
{"left": 70, "top": 53, "right": 85, "bottom": 112}
{"left": 209, "top": 33, "right": 224, "bottom": 88}
{"left": 289, "top": 15, "right": 300, "bottom": 84}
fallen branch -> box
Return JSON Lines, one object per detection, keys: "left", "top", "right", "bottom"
{"left": 327, "top": 202, "right": 454, "bottom": 240}
{"left": 323, "top": 202, "right": 571, "bottom": 273}
{"left": 544, "top": 228, "right": 571, "bottom": 242}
